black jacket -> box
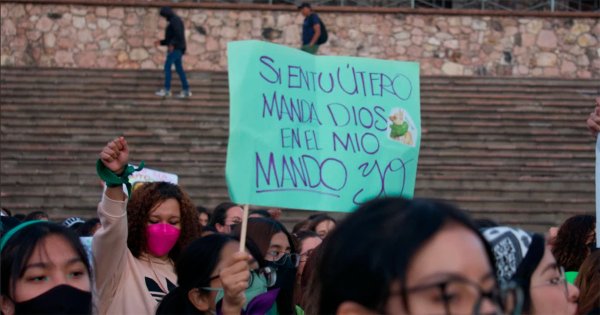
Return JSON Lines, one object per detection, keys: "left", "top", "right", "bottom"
{"left": 159, "top": 7, "right": 186, "bottom": 54}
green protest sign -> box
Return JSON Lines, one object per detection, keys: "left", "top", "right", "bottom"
{"left": 226, "top": 40, "right": 420, "bottom": 212}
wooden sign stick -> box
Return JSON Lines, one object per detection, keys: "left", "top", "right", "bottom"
{"left": 239, "top": 204, "right": 250, "bottom": 252}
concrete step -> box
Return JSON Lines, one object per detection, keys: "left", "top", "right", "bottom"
{"left": 0, "top": 98, "right": 230, "bottom": 109}
{"left": 0, "top": 69, "right": 228, "bottom": 80}
{"left": 1, "top": 66, "right": 597, "bottom": 233}
{"left": 1, "top": 143, "right": 591, "bottom": 161}
{"left": 2, "top": 81, "right": 593, "bottom": 99}
{"left": 0, "top": 90, "right": 230, "bottom": 101}
{"left": 0, "top": 83, "right": 230, "bottom": 94}
{"left": 2, "top": 102, "right": 591, "bottom": 122}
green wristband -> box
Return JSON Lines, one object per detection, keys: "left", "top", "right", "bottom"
{"left": 96, "top": 159, "right": 145, "bottom": 197}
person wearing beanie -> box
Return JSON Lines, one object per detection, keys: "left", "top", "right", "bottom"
{"left": 482, "top": 226, "right": 580, "bottom": 315}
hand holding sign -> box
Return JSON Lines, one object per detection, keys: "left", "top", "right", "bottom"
{"left": 219, "top": 250, "right": 252, "bottom": 315}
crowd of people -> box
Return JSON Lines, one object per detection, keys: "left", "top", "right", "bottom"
{"left": 0, "top": 0, "right": 596, "bottom": 312}
{"left": 0, "top": 135, "right": 598, "bottom": 315}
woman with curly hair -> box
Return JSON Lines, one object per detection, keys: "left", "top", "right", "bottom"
{"left": 552, "top": 215, "right": 596, "bottom": 272}
{"left": 93, "top": 136, "right": 200, "bottom": 314}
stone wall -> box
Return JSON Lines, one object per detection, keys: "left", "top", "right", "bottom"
{"left": 1, "top": 3, "right": 599, "bottom": 77}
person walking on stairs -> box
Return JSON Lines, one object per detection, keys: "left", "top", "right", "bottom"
{"left": 155, "top": 7, "right": 191, "bottom": 99}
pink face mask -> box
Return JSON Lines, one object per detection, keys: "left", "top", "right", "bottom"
{"left": 146, "top": 223, "right": 181, "bottom": 257}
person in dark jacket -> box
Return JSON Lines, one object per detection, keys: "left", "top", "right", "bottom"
{"left": 155, "top": 7, "right": 191, "bottom": 98}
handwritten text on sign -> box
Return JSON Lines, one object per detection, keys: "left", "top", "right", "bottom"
{"left": 226, "top": 41, "right": 421, "bottom": 212}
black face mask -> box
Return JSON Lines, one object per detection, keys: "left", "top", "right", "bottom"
{"left": 14, "top": 284, "right": 92, "bottom": 314}
{"left": 266, "top": 255, "right": 297, "bottom": 290}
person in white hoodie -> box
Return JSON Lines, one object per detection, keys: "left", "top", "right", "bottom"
{"left": 93, "top": 136, "right": 200, "bottom": 314}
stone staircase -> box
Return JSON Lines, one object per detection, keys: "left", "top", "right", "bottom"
{"left": 1, "top": 67, "right": 598, "bottom": 232}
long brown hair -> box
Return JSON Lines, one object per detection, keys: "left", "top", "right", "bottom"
{"left": 126, "top": 182, "right": 200, "bottom": 261}
{"left": 233, "top": 217, "right": 297, "bottom": 257}
{"left": 575, "top": 250, "right": 600, "bottom": 315}
{"left": 552, "top": 215, "right": 595, "bottom": 271}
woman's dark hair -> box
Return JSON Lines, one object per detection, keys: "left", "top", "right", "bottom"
{"left": 126, "top": 182, "right": 200, "bottom": 261}
{"left": 293, "top": 230, "right": 320, "bottom": 253}
{"left": 292, "top": 219, "right": 311, "bottom": 234}
{"left": 201, "top": 225, "right": 218, "bottom": 236}
{"left": 24, "top": 210, "right": 49, "bottom": 222}
{"left": 78, "top": 218, "right": 101, "bottom": 237}
{"left": 233, "top": 218, "right": 297, "bottom": 315}
{"left": 233, "top": 218, "right": 297, "bottom": 257}
{"left": 575, "top": 250, "right": 600, "bottom": 315}
{"left": 297, "top": 243, "right": 323, "bottom": 310}
{"left": 473, "top": 218, "right": 499, "bottom": 228}
{"left": 307, "top": 214, "right": 336, "bottom": 232}
{"left": 156, "top": 234, "right": 263, "bottom": 314}
{"left": 196, "top": 206, "right": 208, "bottom": 214}
{"left": 0, "top": 217, "right": 21, "bottom": 238}
{"left": 552, "top": 215, "right": 595, "bottom": 271}
{"left": 196, "top": 206, "right": 211, "bottom": 219}
{"left": 313, "top": 197, "right": 495, "bottom": 314}
{"left": 0, "top": 222, "right": 92, "bottom": 302}
{"left": 209, "top": 202, "right": 237, "bottom": 227}
{"left": 249, "top": 209, "right": 272, "bottom": 219}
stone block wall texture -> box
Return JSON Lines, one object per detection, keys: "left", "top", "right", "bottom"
{"left": 1, "top": 3, "right": 599, "bottom": 77}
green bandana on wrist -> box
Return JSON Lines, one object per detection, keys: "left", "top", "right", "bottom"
{"left": 96, "top": 159, "right": 145, "bottom": 197}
